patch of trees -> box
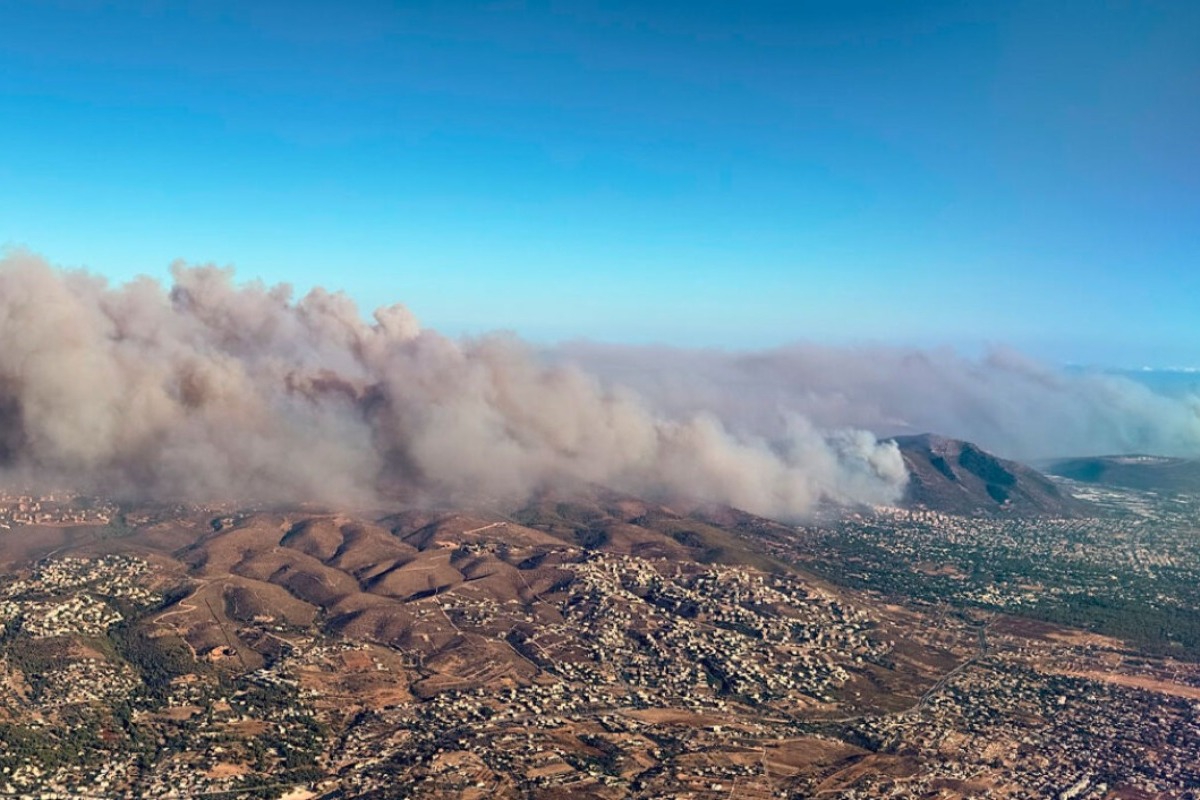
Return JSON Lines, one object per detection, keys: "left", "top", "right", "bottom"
{"left": 574, "top": 527, "right": 610, "bottom": 549}
{"left": 108, "top": 622, "right": 195, "bottom": 693}
{"left": 1032, "top": 594, "right": 1200, "bottom": 659}
{"left": 0, "top": 719, "right": 103, "bottom": 772}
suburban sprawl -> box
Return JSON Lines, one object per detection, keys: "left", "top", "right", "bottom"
{"left": 0, "top": 475, "right": 1198, "bottom": 798}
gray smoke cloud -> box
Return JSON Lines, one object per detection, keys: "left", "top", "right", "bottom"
{"left": 555, "top": 342, "right": 1200, "bottom": 462}
{"left": 0, "top": 252, "right": 907, "bottom": 517}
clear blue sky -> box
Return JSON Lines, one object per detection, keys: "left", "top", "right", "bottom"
{"left": 1, "top": 0, "right": 1197, "bottom": 365}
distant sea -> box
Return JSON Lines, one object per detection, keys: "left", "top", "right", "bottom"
{"left": 1097, "top": 368, "right": 1200, "bottom": 397}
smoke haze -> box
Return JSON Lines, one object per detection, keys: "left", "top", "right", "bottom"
{"left": 4, "top": 253, "right": 1197, "bottom": 518}
{"left": 0, "top": 252, "right": 908, "bottom": 517}
{"left": 556, "top": 342, "right": 1200, "bottom": 462}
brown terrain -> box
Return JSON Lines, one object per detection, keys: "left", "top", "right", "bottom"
{"left": 0, "top": 482, "right": 1197, "bottom": 798}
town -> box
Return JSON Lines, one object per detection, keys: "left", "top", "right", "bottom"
{"left": 0, "top": 485, "right": 1198, "bottom": 798}
{"left": 0, "top": 492, "right": 117, "bottom": 529}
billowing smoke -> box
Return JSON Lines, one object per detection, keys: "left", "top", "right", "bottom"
{"left": 0, "top": 252, "right": 907, "bottom": 517}
{"left": 557, "top": 342, "right": 1200, "bottom": 462}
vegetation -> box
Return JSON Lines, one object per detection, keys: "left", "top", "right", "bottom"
{"left": 794, "top": 506, "right": 1200, "bottom": 659}
{"left": 108, "top": 621, "right": 196, "bottom": 692}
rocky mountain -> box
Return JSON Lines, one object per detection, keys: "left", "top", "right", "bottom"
{"left": 891, "top": 434, "right": 1086, "bottom": 516}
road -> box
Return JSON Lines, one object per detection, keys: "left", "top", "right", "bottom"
{"left": 815, "top": 613, "right": 996, "bottom": 726}
{"left": 909, "top": 616, "right": 990, "bottom": 714}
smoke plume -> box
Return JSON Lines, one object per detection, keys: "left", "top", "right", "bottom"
{"left": 556, "top": 342, "right": 1200, "bottom": 462}
{"left": 0, "top": 252, "right": 907, "bottom": 517}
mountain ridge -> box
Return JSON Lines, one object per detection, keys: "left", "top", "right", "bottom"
{"left": 890, "top": 433, "right": 1086, "bottom": 516}
{"left": 1043, "top": 454, "right": 1200, "bottom": 494}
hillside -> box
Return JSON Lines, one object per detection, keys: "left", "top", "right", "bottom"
{"left": 1044, "top": 454, "right": 1200, "bottom": 494}
{"left": 1, "top": 487, "right": 1199, "bottom": 796}
{"left": 891, "top": 434, "right": 1087, "bottom": 516}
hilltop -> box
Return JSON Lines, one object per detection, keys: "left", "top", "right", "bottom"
{"left": 0, "top": 481, "right": 1199, "bottom": 797}
{"left": 891, "top": 434, "right": 1087, "bottom": 517}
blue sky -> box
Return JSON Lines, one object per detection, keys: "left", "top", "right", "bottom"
{"left": 1, "top": 0, "right": 1197, "bottom": 365}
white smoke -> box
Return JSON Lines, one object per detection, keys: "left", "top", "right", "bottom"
{"left": 0, "top": 252, "right": 907, "bottom": 517}
{"left": 556, "top": 341, "right": 1200, "bottom": 461}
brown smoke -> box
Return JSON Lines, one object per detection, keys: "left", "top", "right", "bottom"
{"left": 0, "top": 252, "right": 907, "bottom": 517}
